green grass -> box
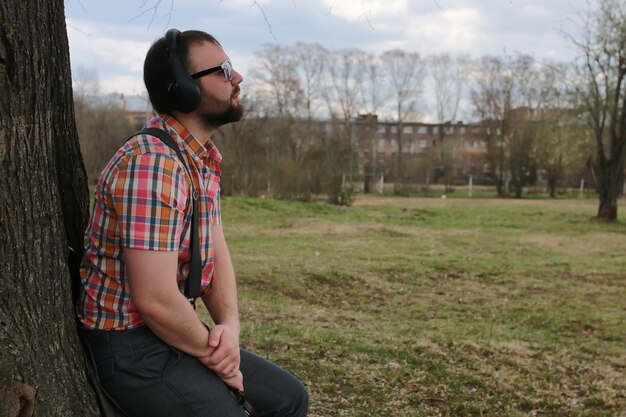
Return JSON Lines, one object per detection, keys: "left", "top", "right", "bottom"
{"left": 198, "top": 195, "right": 626, "bottom": 417}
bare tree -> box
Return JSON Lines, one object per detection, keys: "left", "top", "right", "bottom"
{"left": 380, "top": 49, "right": 424, "bottom": 194}
{"left": 323, "top": 48, "right": 365, "bottom": 124}
{"left": 429, "top": 53, "right": 468, "bottom": 191}
{"left": 319, "top": 48, "right": 365, "bottom": 203}
{"left": 568, "top": 0, "right": 626, "bottom": 221}
{"left": 471, "top": 55, "right": 514, "bottom": 197}
{"left": 508, "top": 55, "right": 541, "bottom": 198}
{"left": 293, "top": 42, "right": 327, "bottom": 122}
{"left": 357, "top": 52, "right": 385, "bottom": 193}
{"left": 249, "top": 44, "right": 308, "bottom": 199}
{"left": 532, "top": 62, "right": 579, "bottom": 197}
{"left": 251, "top": 43, "right": 302, "bottom": 117}
{"left": 293, "top": 42, "right": 330, "bottom": 200}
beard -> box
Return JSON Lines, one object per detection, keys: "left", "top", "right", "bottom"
{"left": 198, "top": 87, "right": 245, "bottom": 130}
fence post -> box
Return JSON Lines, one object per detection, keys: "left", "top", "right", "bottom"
{"left": 579, "top": 178, "right": 584, "bottom": 199}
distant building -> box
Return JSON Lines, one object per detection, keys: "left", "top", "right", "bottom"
{"left": 118, "top": 94, "right": 155, "bottom": 130}
{"left": 351, "top": 114, "right": 489, "bottom": 183}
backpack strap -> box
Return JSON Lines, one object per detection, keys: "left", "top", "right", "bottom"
{"left": 135, "top": 127, "right": 202, "bottom": 301}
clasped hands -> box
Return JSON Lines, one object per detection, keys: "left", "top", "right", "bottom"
{"left": 198, "top": 324, "right": 243, "bottom": 390}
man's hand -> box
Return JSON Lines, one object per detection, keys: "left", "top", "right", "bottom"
{"left": 198, "top": 324, "right": 243, "bottom": 390}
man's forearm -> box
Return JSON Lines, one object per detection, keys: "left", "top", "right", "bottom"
{"left": 202, "top": 279, "right": 240, "bottom": 333}
{"left": 202, "top": 225, "right": 240, "bottom": 335}
{"left": 140, "top": 292, "right": 213, "bottom": 357}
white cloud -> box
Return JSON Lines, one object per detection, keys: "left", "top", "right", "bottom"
{"left": 522, "top": 5, "right": 549, "bottom": 18}
{"left": 322, "top": 0, "right": 408, "bottom": 21}
{"left": 67, "top": 19, "right": 151, "bottom": 75}
{"left": 402, "top": 8, "right": 482, "bottom": 55}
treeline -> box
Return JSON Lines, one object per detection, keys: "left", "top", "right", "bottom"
{"left": 214, "top": 47, "right": 589, "bottom": 202}
{"left": 75, "top": 0, "right": 625, "bottom": 219}
{"left": 73, "top": 67, "right": 135, "bottom": 183}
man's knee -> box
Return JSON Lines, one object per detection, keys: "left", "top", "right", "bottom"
{"left": 282, "top": 378, "right": 309, "bottom": 417}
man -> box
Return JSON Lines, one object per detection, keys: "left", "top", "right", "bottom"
{"left": 76, "top": 29, "right": 308, "bottom": 417}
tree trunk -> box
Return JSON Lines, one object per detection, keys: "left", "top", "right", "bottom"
{"left": 0, "top": 0, "right": 97, "bottom": 416}
{"left": 595, "top": 158, "right": 623, "bottom": 222}
{"left": 547, "top": 176, "right": 557, "bottom": 198}
{"left": 513, "top": 181, "right": 523, "bottom": 198}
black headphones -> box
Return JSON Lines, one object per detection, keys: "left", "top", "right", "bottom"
{"left": 165, "top": 29, "right": 201, "bottom": 113}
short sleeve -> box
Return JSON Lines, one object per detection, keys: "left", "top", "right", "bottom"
{"left": 110, "top": 153, "right": 188, "bottom": 250}
{"left": 210, "top": 189, "right": 222, "bottom": 225}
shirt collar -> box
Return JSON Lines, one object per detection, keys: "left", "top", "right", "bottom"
{"left": 159, "top": 114, "right": 222, "bottom": 165}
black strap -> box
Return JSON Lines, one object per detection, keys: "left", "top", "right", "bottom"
{"left": 136, "top": 128, "right": 202, "bottom": 300}
{"left": 229, "top": 387, "right": 262, "bottom": 417}
{"left": 129, "top": 128, "right": 259, "bottom": 417}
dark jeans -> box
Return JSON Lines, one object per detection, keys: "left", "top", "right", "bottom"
{"left": 81, "top": 325, "right": 308, "bottom": 417}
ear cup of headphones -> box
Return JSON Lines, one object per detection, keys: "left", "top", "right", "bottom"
{"left": 165, "top": 29, "right": 201, "bottom": 113}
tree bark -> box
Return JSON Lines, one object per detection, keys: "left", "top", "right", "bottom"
{"left": 595, "top": 157, "right": 623, "bottom": 221}
{"left": 0, "top": 0, "right": 96, "bottom": 415}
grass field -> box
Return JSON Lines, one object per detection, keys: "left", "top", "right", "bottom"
{"left": 198, "top": 195, "right": 626, "bottom": 417}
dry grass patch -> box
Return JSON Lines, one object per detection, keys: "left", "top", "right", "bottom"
{"left": 204, "top": 196, "right": 626, "bottom": 416}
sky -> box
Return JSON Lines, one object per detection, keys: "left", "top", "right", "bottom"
{"left": 64, "top": 0, "right": 593, "bottom": 116}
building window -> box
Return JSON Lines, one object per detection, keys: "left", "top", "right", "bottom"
{"left": 444, "top": 126, "right": 454, "bottom": 134}
{"left": 418, "top": 126, "right": 428, "bottom": 134}
{"left": 471, "top": 127, "right": 480, "bottom": 133}
{"left": 378, "top": 139, "right": 386, "bottom": 148}
{"left": 377, "top": 125, "right": 386, "bottom": 133}
{"left": 377, "top": 152, "right": 385, "bottom": 159}
{"left": 391, "top": 126, "right": 398, "bottom": 133}
{"left": 403, "top": 125, "right": 413, "bottom": 134}
{"left": 419, "top": 139, "right": 428, "bottom": 148}
{"left": 457, "top": 140, "right": 465, "bottom": 148}
{"left": 472, "top": 140, "right": 481, "bottom": 148}
{"left": 432, "top": 126, "right": 439, "bottom": 134}
{"left": 459, "top": 127, "right": 466, "bottom": 134}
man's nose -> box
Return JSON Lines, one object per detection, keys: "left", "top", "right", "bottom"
{"left": 231, "top": 69, "right": 243, "bottom": 85}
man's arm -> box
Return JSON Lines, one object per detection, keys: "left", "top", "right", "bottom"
{"left": 202, "top": 224, "right": 240, "bottom": 333}
{"left": 125, "top": 248, "right": 213, "bottom": 358}
{"left": 199, "top": 224, "right": 242, "bottom": 388}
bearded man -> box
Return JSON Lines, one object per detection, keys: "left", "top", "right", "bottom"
{"left": 76, "top": 29, "right": 308, "bottom": 417}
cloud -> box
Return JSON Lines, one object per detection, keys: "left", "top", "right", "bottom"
{"left": 522, "top": 5, "right": 549, "bottom": 18}
{"left": 63, "top": 0, "right": 591, "bottom": 109}
{"left": 66, "top": 18, "right": 154, "bottom": 97}
{"left": 321, "top": 0, "right": 408, "bottom": 21}
{"left": 406, "top": 7, "right": 482, "bottom": 55}
{"left": 67, "top": 19, "right": 151, "bottom": 74}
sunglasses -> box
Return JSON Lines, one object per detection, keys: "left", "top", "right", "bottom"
{"left": 190, "top": 60, "right": 233, "bottom": 81}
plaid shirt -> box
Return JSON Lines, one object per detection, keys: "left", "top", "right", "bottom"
{"left": 77, "top": 115, "right": 222, "bottom": 330}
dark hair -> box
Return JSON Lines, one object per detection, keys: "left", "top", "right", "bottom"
{"left": 143, "top": 30, "right": 221, "bottom": 114}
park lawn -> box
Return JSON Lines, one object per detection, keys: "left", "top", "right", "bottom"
{"left": 197, "top": 196, "right": 626, "bottom": 417}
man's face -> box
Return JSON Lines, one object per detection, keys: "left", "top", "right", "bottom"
{"left": 188, "top": 41, "right": 244, "bottom": 129}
